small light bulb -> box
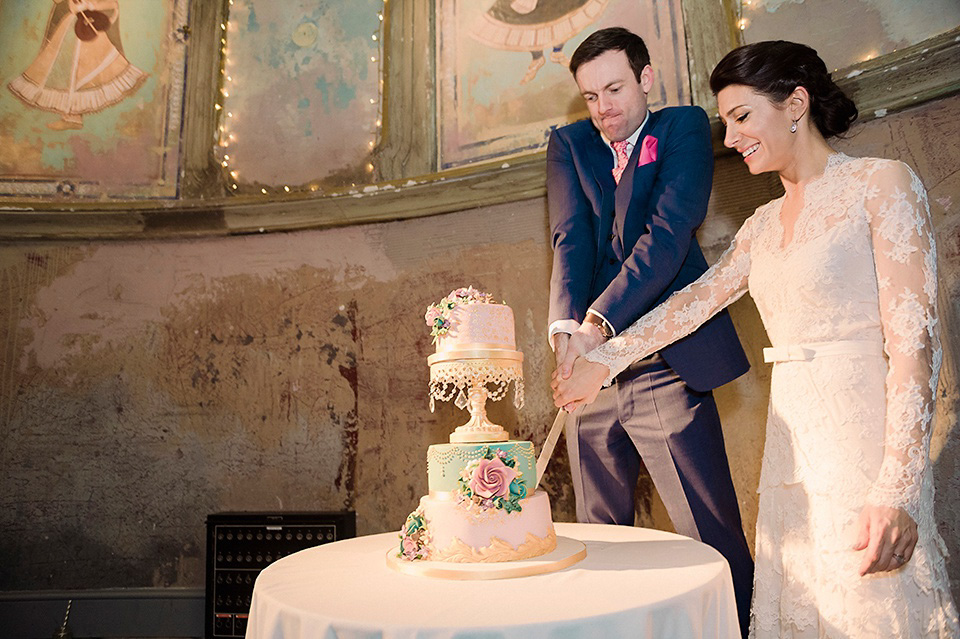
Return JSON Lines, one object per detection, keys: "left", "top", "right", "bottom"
{"left": 284, "top": 186, "right": 290, "bottom": 192}
{"left": 261, "top": 188, "right": 267, "bottom": 194}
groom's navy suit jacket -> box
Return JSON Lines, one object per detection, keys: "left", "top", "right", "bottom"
{"left": 547, "top": 106, "right": 749, "bottom": 391}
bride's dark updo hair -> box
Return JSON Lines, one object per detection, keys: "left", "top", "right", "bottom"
{"left": 710, "top": 41, "right": 858, "bottom": 138}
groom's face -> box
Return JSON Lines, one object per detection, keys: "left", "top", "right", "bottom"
{"left": 575, "top": 50, "right": 653, "bottom": 143}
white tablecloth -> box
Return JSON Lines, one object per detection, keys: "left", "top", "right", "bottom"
{"left": 246, "top": 522, "right": 739, "bottom": 639}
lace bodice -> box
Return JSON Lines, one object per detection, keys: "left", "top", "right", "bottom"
{"left": 585, "top": 153, "right": 940, "bottom": 521}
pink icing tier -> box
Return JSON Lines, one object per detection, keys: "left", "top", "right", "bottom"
{"left": 435, "top": 303, "right": 516, "bottom": 353}
{"left": 419, "top": 490, "right": 556, "bottom": 562}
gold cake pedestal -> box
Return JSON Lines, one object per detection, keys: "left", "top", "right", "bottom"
{"left": 386, "top": 535, "right": 586, "bottom": 580}
{"left": 427, "top": 348, "right": 524, "bottom": 443}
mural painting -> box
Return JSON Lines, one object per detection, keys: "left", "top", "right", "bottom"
{"left": 0, "top": 0, "right": 187, "bottom": 199}
{"left": 217, "top": 0, "right": 383, "bottom": 191}
{"left": 437, "top": 0, "right": 690, "bottom": 168}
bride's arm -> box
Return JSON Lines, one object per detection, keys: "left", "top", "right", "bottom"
{"left": 552, "top": 216, "right": 755, "bottom": 408}
{"left": 856, "top": 159, "right": 939, "bottom": 574}
{"left": 866, "top": 160, "right": 938, "bottom": 518}
{"left": 585, "top": 222, "right": 754, "bottom": 383}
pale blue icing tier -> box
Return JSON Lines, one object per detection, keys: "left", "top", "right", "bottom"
{"left": 427, "top": 441, "right": 536, "bottom": 493}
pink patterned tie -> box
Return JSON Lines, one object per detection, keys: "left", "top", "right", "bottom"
{"left": 611, "top": 140, "right": 630, "bottom": 184}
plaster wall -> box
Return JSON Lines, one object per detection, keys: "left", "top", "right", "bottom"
{"left": 1, "top": 96, "right": 958, "bottom": 600}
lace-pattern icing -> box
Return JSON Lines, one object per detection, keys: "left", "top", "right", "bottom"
{"left": 584, "top": 154, "right": 958, "bottom": 636}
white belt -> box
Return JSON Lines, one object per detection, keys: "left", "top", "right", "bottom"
{"left": 763, "top": 340, "right": 881, "bottom": 363}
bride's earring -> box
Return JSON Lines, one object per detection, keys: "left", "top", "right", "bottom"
{"left": 790, "top": 119, "right": 798, "bottom": 133}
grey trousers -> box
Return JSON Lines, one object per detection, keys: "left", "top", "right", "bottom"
{"left": 566, "top": 353, "right": 754, "bottom": 637}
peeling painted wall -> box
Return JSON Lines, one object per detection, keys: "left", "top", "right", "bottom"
{"left": 1, "top": 96, "right": 959, "bottom": 602}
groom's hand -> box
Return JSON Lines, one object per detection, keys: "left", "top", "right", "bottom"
{"left": 557, "top": 323, "right": 605, "bottom": 380}
{"left": 552, "top": 332, "right": 570, "bottom": 370}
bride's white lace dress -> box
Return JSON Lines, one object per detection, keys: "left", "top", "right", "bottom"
{"left": 584, "top": 153, "right": 959, "bottom": 637}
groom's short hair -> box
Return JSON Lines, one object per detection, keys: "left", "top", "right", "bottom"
{"left": 570, "top": 27, "right": 651, "bottom": 84}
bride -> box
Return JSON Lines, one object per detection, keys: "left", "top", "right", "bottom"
{"left": 552, "top": 40, "right": 959, "bottom": 637}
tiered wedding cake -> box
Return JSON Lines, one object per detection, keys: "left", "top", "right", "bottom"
{"left": 396, "top": 287, "right": 558, "bottom": 563}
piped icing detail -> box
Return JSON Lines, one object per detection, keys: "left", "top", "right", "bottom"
{"left": 431, "top": 529, "right": 558, "bottom": 563}
{"left": 428, "top": 441, "right": 535, "bottom": 487}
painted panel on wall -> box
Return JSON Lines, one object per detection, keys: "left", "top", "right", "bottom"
{"left": 218, "top": 0, "right": 383, "bottom": 191}
{"left": 742, "top": 0, "right": 960, "bottom": 71}
{"left": 0, "top": 0, "right": 187, "bottom": 199}
{"left": 437, "top": 0, "right": 689, "bottom": 169}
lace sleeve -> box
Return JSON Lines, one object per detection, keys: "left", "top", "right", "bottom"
{"left": 864, "top": 160, "right": 940, "bottom": 522}
{"left": 583, "top": 216, "right": 756, "bottom": 383}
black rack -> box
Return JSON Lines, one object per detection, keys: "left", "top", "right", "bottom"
{"left": 205, "top": 511, "right": 356, "bottom": 638}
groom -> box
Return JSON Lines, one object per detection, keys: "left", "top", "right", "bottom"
{"left": 547, "top": 27, "right": 753, "bottom": 634}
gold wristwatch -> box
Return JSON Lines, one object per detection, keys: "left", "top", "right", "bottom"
{"left": 584, "top": 313, "right": 613, "bottom": 340}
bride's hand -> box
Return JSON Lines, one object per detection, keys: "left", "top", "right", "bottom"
{"left": 551, "top": 357, "right": 608, "bottom": 412}
{"left": 853, "top": 504, "right": 918, "bottom": 575}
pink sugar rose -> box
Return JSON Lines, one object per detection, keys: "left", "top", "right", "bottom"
{"left": 402, "top": 536, "right": 420, "bottom": 557}
{"left": 469, "top": 456, "right": 517, "bottom": 499}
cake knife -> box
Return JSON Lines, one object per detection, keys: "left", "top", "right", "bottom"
{"left": 535, "top": 409, "right": 567, "bottom": 489}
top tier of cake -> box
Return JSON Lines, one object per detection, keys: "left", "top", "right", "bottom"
{"left": 437, "top": 304, "right": 516, "bottom": 353}
{"left": 425, "top": 286, "right": 516, "bottom": 353}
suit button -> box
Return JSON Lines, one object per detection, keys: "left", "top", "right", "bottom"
{"left": 608, "top": 258, "right": 616, "bottom": 265}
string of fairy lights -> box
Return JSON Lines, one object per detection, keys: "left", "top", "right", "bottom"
{"left": 737, "top": 0, "right": 750, "bottom": 33}
{"left": 214, "top": 0, "right": 387, "bottom": 196}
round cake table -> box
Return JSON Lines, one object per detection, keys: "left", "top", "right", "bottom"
{"left": 245, "top": 522, "right": 740, "bottom": 639}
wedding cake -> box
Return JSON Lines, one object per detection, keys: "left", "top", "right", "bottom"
{"left": 396, "top": 287, "right": 557, "bottom": 563}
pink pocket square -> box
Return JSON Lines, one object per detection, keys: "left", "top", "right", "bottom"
{"left": 638, "top": 135, "right": 658, "bottom": 166}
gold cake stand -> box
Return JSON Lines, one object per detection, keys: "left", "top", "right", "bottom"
{"left": 427, "top": 348, "right": 524, "bottom": 443}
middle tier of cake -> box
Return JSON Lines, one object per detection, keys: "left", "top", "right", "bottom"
{"left": 427, "top": 440, "right": 536, "bottom": 492}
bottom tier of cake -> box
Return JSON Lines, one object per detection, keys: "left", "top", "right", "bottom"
{"left": 399, "top": 490, "right": 557, "bottom": 563}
